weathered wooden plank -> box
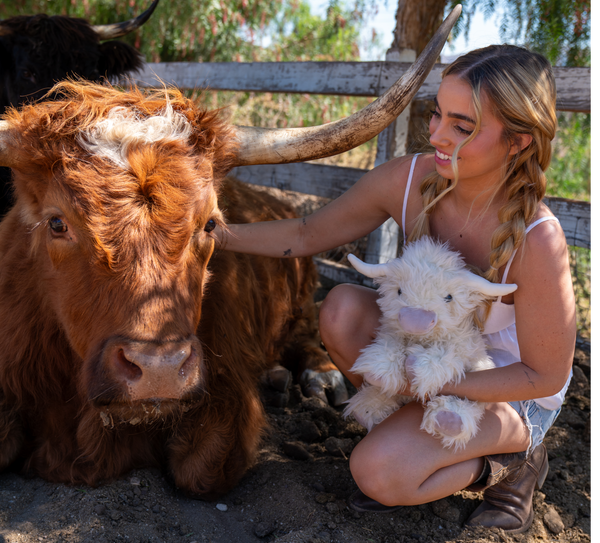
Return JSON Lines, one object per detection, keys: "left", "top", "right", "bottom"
{"left": 128, "top": 62, "right": 590, "bottom": 112}
{"left": 129, "top": 61, "right": 386, "bottom": 96}
{"left": 230, "top": 163, "right": 364, "bottom": 199}
{"left": 314, "top": 257, "right": 373, "bottom": 287}
{"left": 544, "top": 197, "right": 590, "bottom": 249}
{"left": 552, "top": 67, "right": 591, "bottom": 112}
{"left": 232, "top": 164, "right": 591, "bottom": 249}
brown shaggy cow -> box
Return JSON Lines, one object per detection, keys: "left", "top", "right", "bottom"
{"left": 0, "top": 9, "right": 459, "bottom": 498}
{"left": 0, "top": 82, "right": 339, "bottom": 498}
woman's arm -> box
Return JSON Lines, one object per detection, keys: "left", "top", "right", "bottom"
{"left": 439, "top": 218, "right": 576, "bottom": 403}
{"left": 215, "top": 155, "right": 421, "bottom": 258}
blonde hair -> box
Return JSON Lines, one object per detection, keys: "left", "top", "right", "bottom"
{"left": 407, "top": 45, "right": 557, "bottom": 325}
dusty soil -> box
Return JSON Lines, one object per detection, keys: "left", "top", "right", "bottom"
{"left": 0, "top": 340, "right": 590, "bottom": 543}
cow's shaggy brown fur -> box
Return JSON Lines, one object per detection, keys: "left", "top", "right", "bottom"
{"left": 0, "top": 81, "right": 334, "bottom": 498}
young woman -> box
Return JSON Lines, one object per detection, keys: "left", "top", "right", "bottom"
{"left": 216, "top": 45, "right": 576, "bottom": 534}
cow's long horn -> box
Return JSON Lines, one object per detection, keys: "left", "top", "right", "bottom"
{"left": 230, "top": 5, "right": 461, "bottom": 167}
{"left": 92, "top": 0, "right": 160, "bottom": 40}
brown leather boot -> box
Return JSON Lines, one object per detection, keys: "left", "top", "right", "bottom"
{"left": 465, "top": 443, "right": 549, "bottom": 534}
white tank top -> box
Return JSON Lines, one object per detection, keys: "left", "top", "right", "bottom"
{"left": 401, "top": 154, "right": 571, "bottom": 410}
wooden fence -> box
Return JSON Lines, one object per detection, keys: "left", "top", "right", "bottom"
{"left": 126, "top": 61, "right": 591, "bottom": 286}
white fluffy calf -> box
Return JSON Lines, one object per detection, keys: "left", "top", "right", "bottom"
{"left": 343, "top": 237, "right": 517, "bottom": 450}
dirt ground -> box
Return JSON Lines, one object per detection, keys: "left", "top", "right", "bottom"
{"left": 0, "top": 339, "right": 590, "bottom": 543}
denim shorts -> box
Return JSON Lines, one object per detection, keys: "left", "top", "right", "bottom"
{"left": 508, "top": 399, "right": 562, "bottom": 457}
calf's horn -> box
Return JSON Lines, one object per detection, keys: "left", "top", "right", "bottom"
{"left": 347, "top": 254, "right": 389, "bottom": 279}
{"left": 92, "top": 0, "right": 160, "bottom": 40}
{"left": 460, "top": 271, "right": 518, "bottom": 298}
{"left": 230, "top": 5, "right": 461, "bottom": 167}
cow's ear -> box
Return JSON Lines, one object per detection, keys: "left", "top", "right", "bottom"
{"left": 12, "top": 169, "right": 47, "bottom": 210}
{"left": 188, "top": 109, "right": 237, "bottom": 181}
{"left": 98, "top": 41, "right": 144, "bottom": 79}
{"left": 9, "top": 170, "right": 49, "bottom": 225}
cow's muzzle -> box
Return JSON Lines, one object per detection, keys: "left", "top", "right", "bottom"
{"left": 103, "top": 338, "right": 202, "bottom": 401}
{"left": 398, "top": 307, "right": 438, "bottom": 335}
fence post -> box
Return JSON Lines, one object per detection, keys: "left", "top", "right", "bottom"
{"left": 365, "top": 48, "right": 416, "bottom": 264}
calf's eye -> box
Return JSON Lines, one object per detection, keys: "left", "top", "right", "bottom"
{"left": 398, "top": 288, "right": 402, "bottom": 295}
{"left": 48, "top": 217, "right": 68, "bottom": 234}
{"left": 444, "top": 294, "right": 453, "bottom": 303}
{"left": 204, "top": 219, "right": 216, "bottom": 233}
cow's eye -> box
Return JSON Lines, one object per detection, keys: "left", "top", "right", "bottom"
{"left": 204, "top": 219, "right": 216, "bottom": 233}
{"left": 398, "top": 288, "right": 402, "bottom": 295}
{"left": 20, "top": 69, "right": 36, "bottom": 83}
{"left": 444, "top": 294, "right": 453, "bottom": 303}
{"left": 48, "top": 217, "right": 68, "bottom": 234}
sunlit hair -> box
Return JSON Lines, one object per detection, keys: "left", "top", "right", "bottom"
{"left": 407, "top": 45, "right": 557, "bottom": 326}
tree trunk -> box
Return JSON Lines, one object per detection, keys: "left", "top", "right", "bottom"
{"left": 374, "top": 0, "right": 448, "bottom": 161}
{"left": 390, "top": 0, "right": 448, "bottom": 57}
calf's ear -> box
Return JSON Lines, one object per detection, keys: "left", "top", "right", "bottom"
{"left": 347, "top": 254, "right": 389, "bottom": 279}
{"left": 459, "top": 270, "right": 518, "bottom": 298}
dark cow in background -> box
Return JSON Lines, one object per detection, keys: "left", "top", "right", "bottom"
{"left": 0, "top": 10, "right": 459, "bottom": 498}
{"left": 0, "top": 0, "right": 159, "bottom": 217}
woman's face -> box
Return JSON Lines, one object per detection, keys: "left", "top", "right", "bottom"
{"left": 429, "top": 75, "right": 515, "bottom": 187}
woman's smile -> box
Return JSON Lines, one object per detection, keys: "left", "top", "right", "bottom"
{"left": 434, "top": 149, "right": 452, "bottom": 164}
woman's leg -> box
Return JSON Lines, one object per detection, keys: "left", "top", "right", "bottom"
{"left": 319, "top": 282, "right": 536, "bottom": 523}
{"left": 349, "top": 400, "right": 530, "bottom": 507}
{"left": 319, "top": 284, "right": 381, "bottom": 389}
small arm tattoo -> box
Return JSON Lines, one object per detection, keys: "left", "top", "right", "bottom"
{"left": 283, "top": 248, "right": 292, "bottom": 256}
{"left": 523, "top": 368, "right": 536, "bottom": 389}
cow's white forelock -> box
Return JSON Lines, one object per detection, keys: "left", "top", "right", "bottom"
{"left": 77, "top": 101, "right": 192, "bottom": 170}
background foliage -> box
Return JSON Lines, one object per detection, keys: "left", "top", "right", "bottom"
{"left": 0, "top": 0, "right": 380, "bottom": 62}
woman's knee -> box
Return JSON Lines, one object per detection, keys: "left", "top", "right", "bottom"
{"left": 320, "top": 285, "right": 357, "bottom": 329}
{"left": 319, "top": 284, "right": 379, "bottom": 346}
{"left": 349, "top": 435, "right": 416, "bottom": 506}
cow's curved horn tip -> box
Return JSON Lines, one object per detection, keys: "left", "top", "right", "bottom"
{"left": 449, "top": 4, "right": 462, "bottom": 16}
{"left": 91, "top": 0, "right": 160, "bottom": 40}
{"left": 142, "top": 0, "right": 161, "bottom": 21}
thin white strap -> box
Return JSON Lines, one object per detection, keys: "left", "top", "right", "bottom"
{"left": 496, "top": 216, "right": 560, "bottom": 301}
{"left": 525, "top": 216, "right": 560, "bottom": 234}
{"left": 402, "top": 154, "right": 420, "bottom": 245}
